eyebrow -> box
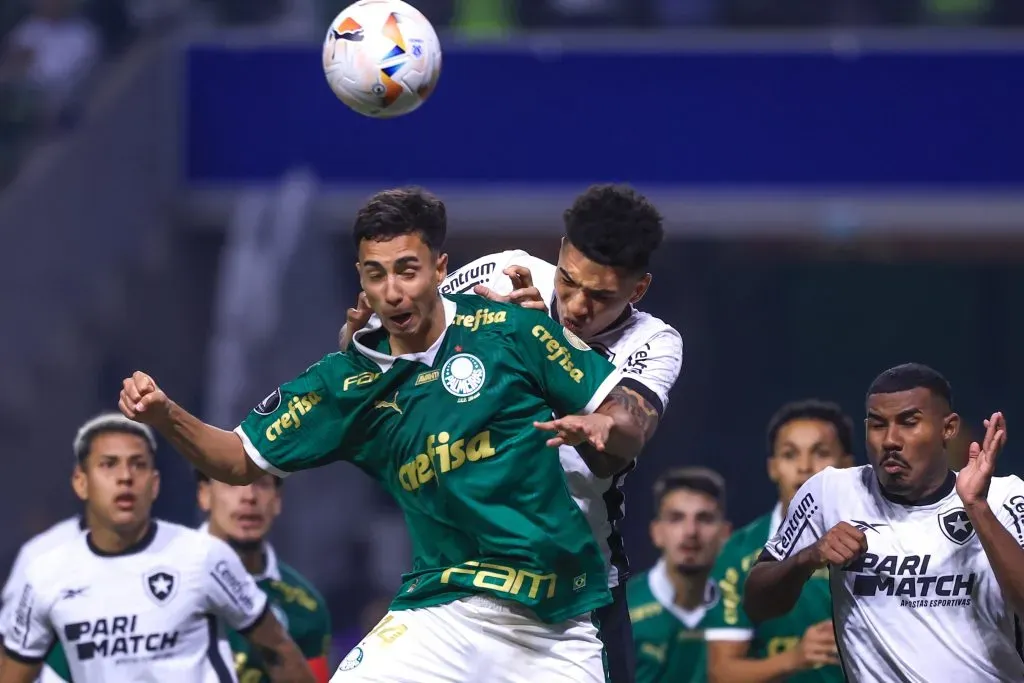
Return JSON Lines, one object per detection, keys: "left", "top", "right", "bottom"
{"left": 866, "top": 408, "right": 923, "bottom": 421}
{"left": 558, "top": 266, "right": 617, "bottom": 297}
{"left": 364, "top": 256, "right": 421, "bottom": 270}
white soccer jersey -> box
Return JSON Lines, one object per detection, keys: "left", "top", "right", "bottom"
{"left": 4, "top": 520, "right": 268, "bottom": 683}
{"left": 441, "top": 250, "right": 685, "bottom": 587}
{"left": 765, "top": 465, "right": 1024, "bottom": 682}
{"left": 1, "top": 517, "right": 85, "bottom": 683}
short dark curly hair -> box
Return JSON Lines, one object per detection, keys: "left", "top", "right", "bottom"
{"left": 352, "top": 186, "right": 447, "bottom": 252}
{"left": 766, "top": 399, "right": 854, "bottom": 457}
{"left": 562, "top": 184, "right": 663, "bottom": 274}
{"left": 867, "top": 363, "right": 952, "bottom": 408}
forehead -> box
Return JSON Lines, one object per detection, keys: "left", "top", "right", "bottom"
{"left": 89, "top": 431, "right": 151, "bottom": 456}
{"left": 866, "top": 387, "right": 937, "bottom": 416}
{"left": 660, "top": 487, "right": 721, "bottom": 513}
{"left": 558, "top": 242, "right": 629, "bottom": 291}
{"left": 775, "top": 418, "right": 838, "bottom": 446}
{"left": 358, "top": 233, "right": 432, "bottom": 265}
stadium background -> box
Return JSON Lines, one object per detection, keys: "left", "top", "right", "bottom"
{"left": 2, "top": 0, "right": 1023, "bottom": 660}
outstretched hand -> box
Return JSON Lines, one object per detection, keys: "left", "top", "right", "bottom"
{"left": 534, "top": 414, "right": 614, "bottom": 450}
{"left": 956, "top": 411, "right": 1007, "bottom": 506}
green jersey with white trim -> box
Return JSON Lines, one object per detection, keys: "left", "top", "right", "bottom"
{"left": 236, "top": 294, "right": 621, "bottom": 623}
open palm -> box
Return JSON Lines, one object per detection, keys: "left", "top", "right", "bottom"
{"left": 956, "top": 412, "right": 1007, "bottom": 506}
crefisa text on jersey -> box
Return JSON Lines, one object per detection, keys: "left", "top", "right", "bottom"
{"left": 64, "top": 614, "right": 179, "bottom": 663}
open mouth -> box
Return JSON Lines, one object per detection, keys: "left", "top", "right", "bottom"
{"left": 389, "top": 312, "right": 413, "bottom": 328}
{"left": 114, "top": 493, "right": 136, "bottom": 510}
{"left": 235, "top": 513, "right": 264, "bottom": 528}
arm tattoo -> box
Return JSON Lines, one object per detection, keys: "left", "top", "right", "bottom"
{"left": 257, "top": 644, "right": 283, "bottom": 667}
{"left": 603, "top": 385, "right": 659, "bottom": 438}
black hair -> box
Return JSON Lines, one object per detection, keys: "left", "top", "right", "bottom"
{"left": 562, "top": 184, "right": 663, "bottom": 274}
{"left": 195, "top": 469, "right": 282, "bottom": 488}
{"left": 767, "top": 399, "right": 854, "bottom": 457}
{"left": 351, "top": 186, "right": 447, "bottom": 253}
{"left": 866, "top": 363, "right": 953, "bottom": 408}
{"left": 652, "top": 467, "right": 726, "bottom": 517}
{"left": 73, "top": 413, "right": 157, "bottom": 464}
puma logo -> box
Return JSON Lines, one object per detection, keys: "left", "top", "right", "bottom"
{"left": 374, "top": 391, "right": 402, "bottom": 415}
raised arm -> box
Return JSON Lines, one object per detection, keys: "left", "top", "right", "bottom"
{"left": 743, "top": 472, "right": 867, "bottom": 622}
{"left": 956, "top": 413, "right": 1024, "bottom": 615}
{"left": 119, "top": 371, "right": 262, "bottom": 485}
{"left": 242, "top": 613, "right": 317, "bottom": 683}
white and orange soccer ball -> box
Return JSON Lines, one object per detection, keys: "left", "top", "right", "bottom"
{"left": 322, "top": 0, "right": 442, "bottom": 118}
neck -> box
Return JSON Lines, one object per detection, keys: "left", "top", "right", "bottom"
{"left": 883, "top": 467, "right": 954, "bottom": 505}
{"left": 389, "top": 296, "right": 447, "bottom": 356}
{"left": 666, "top": 562, "right": 709, "bottom": 610}
{"left": 207, "top": 522, "right": 267, "bottom": 575}
{"left": 237, "top": 545, "right": 267, "bottom": 575}
{"left": 90, "top": 519, "right": 151, "bottom": 554}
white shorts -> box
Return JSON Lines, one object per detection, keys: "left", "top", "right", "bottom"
{"left": 330, "top": 595, "right": 606, "bottom": 683}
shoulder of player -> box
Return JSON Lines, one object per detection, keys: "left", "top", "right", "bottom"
{"left": 158, "top": 521, "right": 234, "bottom": 563}
{"left": 985, "top": 473, "right": 1024, "bottom": 504}
{"left": 18, "top": 517, "right": 83, "bottom": 561}
{"left": 272, "top": 561, "right": 329, "bottom": 613}
{"left": 713, "top": 517, "right": 770, "bottom": 573}
{"left": 446, "top": 293, "right": 539, "bottom": 330}
{"left": 625, "top": 570, "right": 663, "bottom": 622}
{"left": 441, "top": 250, "right": 547, "bottom": 294}
{"left": 21, "top": 533, "right": 89, "bottom": 593}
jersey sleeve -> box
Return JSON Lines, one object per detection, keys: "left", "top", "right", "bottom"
{"left": 202, "top": 537, "right": 269, "bottom": 633}
{"left": 2, "top": 578, "right": 54, "bottom": 663}
{"left": 764, "top": 470, "right": 829, "bottom": 561}
{"left": 617, "top": 329, "right": 683, "bottom": 417}
{"left": 0, "top": 545, "right": 32, "bottom": 636}
{"left": 508, "top": 305, "right": 620, "bottom": 417}
{"left": 994, "top": 475, "right": 1024, "bottom": 548}
{"left": 234, "top": 354, "right": 362, "bottom": 477}
{"left": 440, "top": 250, "right": 531, "bottom": 296}
{"left": 704, "top": 538, "right": 755, "bottom": 641}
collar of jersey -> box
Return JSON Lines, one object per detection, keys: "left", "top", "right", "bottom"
{"left": 198, "top": 521, "right": 282, "bottom": 581}
{"left": 351, "top": 295, "right": 457, "bottom": 372}
{"left": 87, "top": 520, "right": 158, "bottom": 558}
{"left": 648, "top": 558, "right": 720, "bottom": 627}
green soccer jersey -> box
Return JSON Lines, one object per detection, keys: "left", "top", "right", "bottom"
{"left": 229, "top": 545, "right": 331, "bottom": 683}
{"left": 704, "top": 507, "right": 843, "bottom": 682}
{"left": 237, "top": 294, "right": 621, "bottom": 623}
{"left": 42, "top": 646, "right": 72, "bottom": 681}
{"left": 627, "top": 561, "right": 718, "bottom": 683}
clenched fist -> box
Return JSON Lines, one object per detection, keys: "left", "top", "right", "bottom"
{"left": 804, "top": 521, "right": 868, "bottom": 568}
{"left": 119, "top": 371, "right": 171, "bottom": 425}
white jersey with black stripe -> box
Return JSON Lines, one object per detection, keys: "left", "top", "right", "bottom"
{"left": 441, "top": 250, "right": 684, "bottom": 587}
{"left": 3, "top": 520, "right": 267, "bottom": 683}
{"left": 766, "top": 465, "right": 1024, "bottom": 682}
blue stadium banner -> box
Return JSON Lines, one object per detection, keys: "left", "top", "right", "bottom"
{"left": 186, "top": 43, "right": 1021, "bottom": 187}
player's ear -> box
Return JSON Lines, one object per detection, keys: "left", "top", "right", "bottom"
{"left": 767, "top": 456, "right": 779, "bottom": 484}
{"left": 942, "top": 412, "right": 960, "bottom": 447}
{"left": 150, "top": 469, "right": 161, "bottom": 501}
{"left": 649, "top": 518, "right": 663, "bottom": 550}
{"left": 436, "top": 251, "right": 448, "bottom": 282}
{"left": 629, "top": 273, "right": 652, "bottom": 305}
{"left": 72, "top": 464, "right": 88, "bottom": 502}
{"left": 197, "top": 481, "right": 212, "bottom": 512}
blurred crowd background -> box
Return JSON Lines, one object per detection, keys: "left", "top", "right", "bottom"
{"left": 2, "top": 0, "right": 1023, "bottom": 659}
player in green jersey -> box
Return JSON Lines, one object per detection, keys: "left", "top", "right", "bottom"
{"left": 627, "top": 468, "right": 730, "bottom": 683}
{"left": 704, "top": 400, "right": 854, "bottom": 683}
{"left": 118, "top": 187, "right": 657, "bottom": 683}
{"left": 196, "top": 471, "right": 332, "bottom": 683}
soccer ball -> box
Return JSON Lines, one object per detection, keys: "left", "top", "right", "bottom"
{"left": 322, "top": 0, "right": 442, "bottom": 119}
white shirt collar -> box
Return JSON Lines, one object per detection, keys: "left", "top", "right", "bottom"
{"left": 351, "top": 296, "right": 457, "bottom": 373}
{"left": 199, "top": 521, "right": 281, "bottom": 581}
{"left": 648, "top": 558, "right": 720, "bottom": 629}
